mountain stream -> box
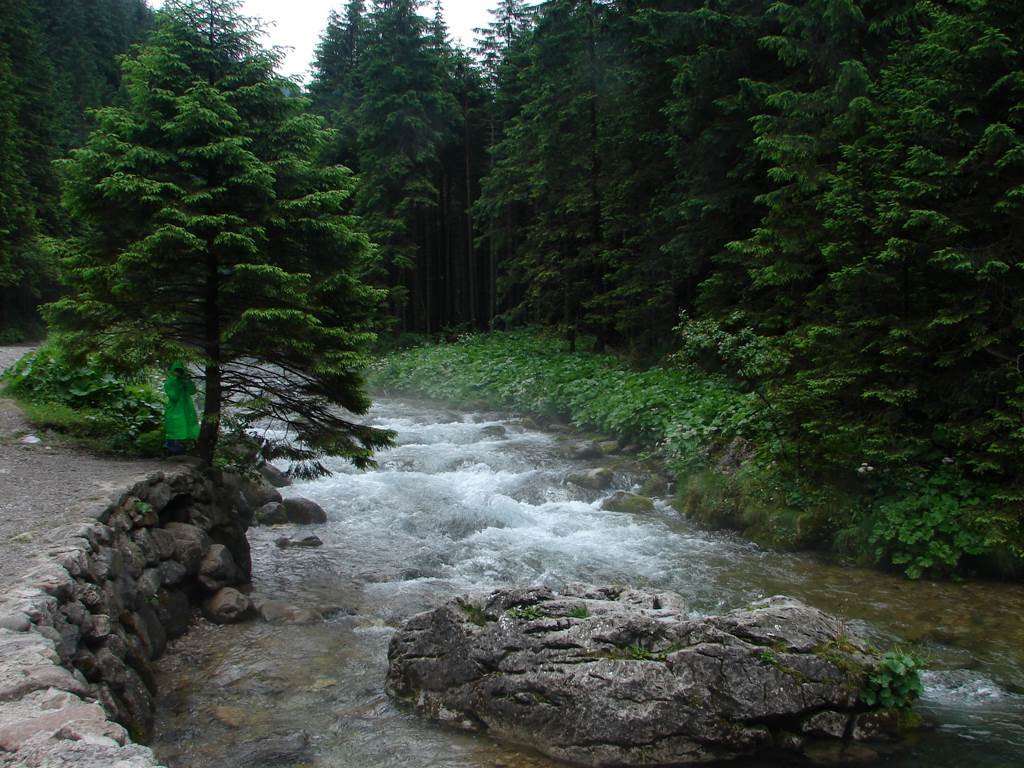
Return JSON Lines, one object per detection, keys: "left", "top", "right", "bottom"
{"left": 151, "top": 397, "right": 1024, "bottom": 767}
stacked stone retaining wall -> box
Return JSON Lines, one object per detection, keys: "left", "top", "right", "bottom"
{"left": 0, "top": 466, "right": 252, "bottom": 767}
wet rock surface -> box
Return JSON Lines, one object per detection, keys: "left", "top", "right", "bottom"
{"left": 387, "top": 586, "right": 889, "bottom": 767}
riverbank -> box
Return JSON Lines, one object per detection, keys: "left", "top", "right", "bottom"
{"left": 0, "top": 346, "right": 168, "bottom": 598}
{"left": 0, "top": 346, "right": 256, "bottom": 766}
{"left": 370, "top": 332, "right": 1023, "bottom": 581}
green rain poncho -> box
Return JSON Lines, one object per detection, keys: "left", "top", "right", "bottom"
{"left": 164, "top": 362, "right": 200, "bottom": 442}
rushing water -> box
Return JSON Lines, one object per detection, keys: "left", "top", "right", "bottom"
{"left": 151, "top": 398, "right": 1024, "bottom": 767}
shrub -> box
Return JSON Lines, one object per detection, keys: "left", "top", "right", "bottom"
{"left": 2, "top": 345, "right": 162, "bottom": 452}
{"left": 866, "top": 469, "right": 989, "bottom": 579}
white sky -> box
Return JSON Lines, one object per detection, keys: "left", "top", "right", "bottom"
{"left": 149, "top": 1, "right": 495, "bottom": 81}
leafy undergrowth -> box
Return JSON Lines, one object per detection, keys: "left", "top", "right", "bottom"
{"left": 372, "top": 330, "right": 756, "bottom": 470}
{"left": 1, "top": 344, "right": 164, "bottom": 457}
{"left": 373, "top": 332, "right": 1024, "bottom": 581}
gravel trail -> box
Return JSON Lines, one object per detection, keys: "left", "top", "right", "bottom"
{"left": 0, "top": 345, "right": 165, "bottom": 595}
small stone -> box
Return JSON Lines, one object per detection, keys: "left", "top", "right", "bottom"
{"left": 213, "top": 705, "right": 248, "bottom": 728}
{"left": 801, "top": 710, "right": 850, "bottom": 739}
{"left": 203, "top": 588, "right": 256, "bottom": 625}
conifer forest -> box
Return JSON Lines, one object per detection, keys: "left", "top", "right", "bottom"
{"left": 1, "top": 0, "right": 1022, "bottom": 579}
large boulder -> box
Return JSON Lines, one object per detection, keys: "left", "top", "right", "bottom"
{"left": 387, "top": 587, "right": 894, "bottom": 767}
{"left": 282, "top": 497, "right": 328, "bottom": 525}
{"left": 600, "top": 491, "right": 655, "bottom": 514}
{"left": 566, "top": 468, "right": 614, "bottom": 491}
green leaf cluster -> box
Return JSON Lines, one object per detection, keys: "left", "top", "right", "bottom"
{"left": 861, "top": 650, "right": 925, "bottom": 710}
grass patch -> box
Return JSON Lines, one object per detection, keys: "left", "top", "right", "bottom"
{"left": 506, "top": 605, "right": 545, "bottom": 621}
{"left": 568, "top": 605, "right": 590, "bottom": 619}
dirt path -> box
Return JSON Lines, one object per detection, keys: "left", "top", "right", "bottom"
{"left": 0, "top": 345, "right": 166, "bottom": 595}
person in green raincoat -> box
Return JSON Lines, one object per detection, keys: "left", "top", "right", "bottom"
{"left": 163, "top": 361, "right": 199, "bottom": 454}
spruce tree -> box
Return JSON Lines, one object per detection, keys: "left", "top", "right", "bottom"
{"left": 350, "top": 0, "right": 456, "bottom": 330}
{"left": 49, "top": 0, "right": 392, "bottom": 475}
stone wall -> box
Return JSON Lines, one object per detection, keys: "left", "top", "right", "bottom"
{"left": 0, "top": 466, "right": 253, "bottom": 767}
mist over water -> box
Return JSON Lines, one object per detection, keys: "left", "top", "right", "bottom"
{"left": 152, "top": 398, "right": 1024, "bottom": 768}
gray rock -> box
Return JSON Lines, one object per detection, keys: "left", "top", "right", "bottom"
{"left": 120, "top": 540, "right": 146, "bottom": 579}
{"left": 154, "top": 589, "right": 192, "bottom": 639}
{"left": 131, "top": 529, "right": 161, "bottom": 566}
{"left": 600, "top": 491, "right": 655, "bottom": 514}
{"left": 282, "top": 497, "right": 328, "bottom": 525}
{"left": 203, "top": 588, "right": 256, "bottom": 625}
{"left": 387, "top": 589, "right": 885, "bottom": 766}
{"left": 254, "top": 501, "right": 288, "bottom": 526}
{"left": 275, "top": 535, "right": 324, "bottom": 549}
{"left": 259, "top": 462, "right": 292, "bottom": 488}
{"left": 561, "top": 442, "right": 603, "bottom": 460}
{"left": 163, "top": 522, "right": 211, "bottom": 576}
{"left": 157, "top": 559, "right": 187, "bottom": 588}
{"left": 0, "top": 611, "right": 31, "bottom": 632}
{"left": 480, "top": 425, "right": 507, "bottom": 439}
{"left": 241, "top": 477, "right": 282, "bottom": 510}
{"left": 150, "top": 528, "right": 178, "bottom": 560}
{"left": 566, "top": 467, "right": 614, "bottom": 491}
{"left": 251, "top": 595, "right": 323, "bottom": 625}
{"left": 198, "top": 544, "right": 238, "bottom": 592}
{"left": 82, "top": 614, "right": 113, "bottom": 641}
{"left": 138, "top": 568, "right": 163, "bottom": 598}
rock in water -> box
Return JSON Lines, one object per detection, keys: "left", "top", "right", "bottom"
{"left": 282, "top": 497, "right": 328, "bottom": 524}
{"left": 386, "top": 587, "right": 891, "bottom": 767}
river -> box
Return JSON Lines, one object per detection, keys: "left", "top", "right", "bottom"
{"left": 151, "top": 397, "right": 1024, "bottom": 767}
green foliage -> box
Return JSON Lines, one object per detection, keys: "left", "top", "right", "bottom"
{"left": 49, "top": 0, "right": 392, "bottom": 474}
{"left": 0, "top": 0, "right": 151, "bottom": 335}
{"left": 373, "top": 331, "right": 755, "bottom": 468}
{"left": 459, "top": 602, "right": 492, "bottom": 627}
{"left": 2, "top": 345, "right": 162, "bottom": 452}
{"left": 861, "top": 650, "right": 925, "bottom": 710}
{"left": 506, "top": 604, "right": 545, "bottom": 621}
{"left": 866, "top": 470, "right": 989, "bottom": 579}
{"left": 568, "top": 605, "right": 590, "bottom": 619}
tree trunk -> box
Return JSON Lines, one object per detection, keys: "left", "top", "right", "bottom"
{"left": 197, "top": 249, "right": 221, "bottom": 468}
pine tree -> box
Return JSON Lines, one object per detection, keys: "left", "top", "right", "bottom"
{"left": 476, "top": 0, "right": 607, "bottom": 348}
{"left": 802, "top": 0, "right": 1024, "bottom": 483}
{"left": 350, "top": 0, "right": 456, "bottom": 331}
{"left": 0, "top": 0, "right": 151, "bottom": 336}
{"left": 49, "top": 0, "right": 392, "bottom": 474}
{"left": 309, "top": 1, "right": 368, "bottom": 168}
